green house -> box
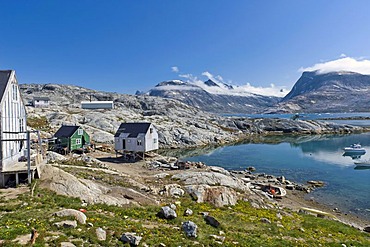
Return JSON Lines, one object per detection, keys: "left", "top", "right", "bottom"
{"left": 53, "top": 125, "right": 90, "bottom": 152}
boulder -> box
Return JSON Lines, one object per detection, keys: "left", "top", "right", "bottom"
{"left": 120, "top": 232, "right": 142, "bottom": 246}
{"left": 54, "top": 220, "right": 78, "bottom": 228}
{"left": 157, "top": 206, "right": 177, "bottom": 219}
{"left": 185, "top": 184, "right": 238, "bottom": 207}
{"left": 60, "top": 242, "right": 76, "bottom": 247}
{"left": 161, "top": 184, "right": 185, "bottom": 197}
{"left": 182, "top": 221, "right": 198, "bottom": 237}
{"left": 54, "top": 209, "right": 86, "bottom": 224}
{"left": 260, "top": 218, "right": 272, "bottom": 224}
{"left": 96, "top": 227, "right": 106, "bottom": 241}
{"left": 204, "top": 215, "right": 220, "bottom": 228}
{"left": 184, "top": 208, "right": 193, "bottom": 216}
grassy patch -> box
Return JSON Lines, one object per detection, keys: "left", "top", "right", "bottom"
{"left": 0, "top": 184, "right": 369, "bottom": 246}
{"left": 27, "top": 116, "right": 49, "bottom": 131}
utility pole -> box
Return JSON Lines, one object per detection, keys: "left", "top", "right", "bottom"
{"left": 27, "top": 131, "right": 31, "bottom": 184}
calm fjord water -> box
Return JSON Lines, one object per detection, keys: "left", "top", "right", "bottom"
{"left": 185, "top": 132, "right": 370, "bottom": 221}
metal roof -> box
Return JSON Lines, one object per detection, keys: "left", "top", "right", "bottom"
{"left": 0, "top": 70, "right": 12, "bottom": 100}
{"left": 114, "top": 122, "right": 152, "bottom": 138}
{"left": 54, "top": 125, "right": 80, "bottom": 138}
{"left": 33, "top": 96, "right": 50, "bottom": 101}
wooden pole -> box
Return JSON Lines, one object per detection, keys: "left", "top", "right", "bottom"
{"left": 27, "top": 131, "right": 31, "bottom": 184}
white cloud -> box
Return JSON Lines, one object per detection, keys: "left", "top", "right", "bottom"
{"left": 299, "top": 57, "right": 370, "bottom": 75}
{"left": 171, "top": 66, "right": 179, "bottom": 73}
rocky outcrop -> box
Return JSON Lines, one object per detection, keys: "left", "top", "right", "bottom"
{"left": 21, "top": 83, "right": 367, "bottom": 149}
{"left": 172, "top": 171, "right": 250, "bottom": 192}
{"left": 38, "top": 164, "right": 143, "bottom": 206}
{"left": 185, "top": 185, "right": 238, "bottom": 207}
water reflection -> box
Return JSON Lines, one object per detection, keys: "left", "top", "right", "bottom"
{"left": 342, "top": 152, "right": 365, "bottom": 160}
{"left": 162, "top": 133, "right": 370, "bottom": 167}
{"left": 183, "top": 132, "right": 370, "bottom": 221}
{"left": 354, "top": 165, "right": 370, "bottom": 170}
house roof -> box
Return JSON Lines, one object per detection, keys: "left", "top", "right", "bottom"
{"left": 0, "top": 70, "right": 12, "bottom": 100}
{"left": 114, "top": 122, "right": 152, "bottom": 138}
{"left": 54, "top": 125, "right": 80, "bottom": 138}
{"left": 33, "top": 96, "right": 50, "bottom": 101}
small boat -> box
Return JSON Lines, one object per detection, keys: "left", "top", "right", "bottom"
{"left": 343, "top": 144, "right": 366, "bottom": 154}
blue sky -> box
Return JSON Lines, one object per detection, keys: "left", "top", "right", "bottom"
{"left": 1, "top": 1, "right": 370, "bottom": 95}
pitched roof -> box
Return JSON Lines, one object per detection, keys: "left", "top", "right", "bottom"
{"left": 114, "top": 122, "right": 152, "bottom": 138}
{"left": 54, "top": 125, "right": 80, "bottom": 138}
{"left": 0, "top": 70, "right": 12, "bottom": 100}
{"left": 33, "top": 96, "right": 50, "bottom": 101}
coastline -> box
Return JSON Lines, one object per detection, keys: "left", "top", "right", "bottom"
{"left": 95, "top": 151, "right": 370, "bottom": 231}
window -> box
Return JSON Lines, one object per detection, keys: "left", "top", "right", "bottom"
{"left": 137, "top": 139, "right": 142, "bottom": 146}
{"left": 153, "top": 138, "right": 157, "bottom": 144}
{"left": 19, "top": 118, "right": 24, "bottom": 132}
{"left": 150, "top": 128, "right": 153, "bottom": 134}
{"left": 78, "top": 129, "right": 83, "bottom": 135}
{"left": 76, "top": 139, "right": 81, "bottom": 145}
{"left": 12, "top": 84, "right": 18, "bottom": 101}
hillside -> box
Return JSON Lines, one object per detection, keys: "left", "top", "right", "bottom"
{"left": 146, "top": 79, "right": 281, "bottom": 114}
{"left": 20, "top": 83, "right": 364, "bottom": 149}
{"left": 266, "top": 71, "right": 370, "bottom": 113}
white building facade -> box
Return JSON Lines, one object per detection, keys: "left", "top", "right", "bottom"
{"left": 33, "top": 96, "right": 50, "bottom": 108}
{"left": 114, "top": 123, "right": 158, "bottom": 153}
{"left": 0, "top": 70, "right": 27, "bottom": 185}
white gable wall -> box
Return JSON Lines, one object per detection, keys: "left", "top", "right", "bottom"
{"left": 1, "top": 71, "right": 27, "bottom": 172}
{"left": 114, "top": 124, "right": 159, "bottom": 153}
{"left": 144, "top": 124, "right": 159, "bottom": 152}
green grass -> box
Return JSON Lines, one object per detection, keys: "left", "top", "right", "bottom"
{"left": 26, "top": 116, "right": 50, "bottom": 131}
{"left": 0, "top": 183, "right": 369, "bottom": 246}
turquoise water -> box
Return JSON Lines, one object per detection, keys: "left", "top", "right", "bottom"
{"left": 185, "top": 133, "right": 370, "bottom": 221}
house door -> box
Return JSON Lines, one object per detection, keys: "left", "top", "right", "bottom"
{"left": 122, "top": 139, "right": 126, "bottom": 149}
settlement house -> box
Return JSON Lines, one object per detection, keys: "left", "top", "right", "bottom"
{"left": 53, "top": 125, "right": 90, "bottom": 153}
{"left": 0, "top": 70, "right": 28, "bottom": 187}
{"left": 114, "top": 123, "right": 158, "bottom": 158}
{"left": 32, "top": 96, "right": 50, "bottom": 108}
{"left": 81, "top": 101, "right": 114, "bottom": 109}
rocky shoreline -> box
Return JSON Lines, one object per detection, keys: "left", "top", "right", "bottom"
{"left": 41, "top": 150, "right": 370, "bottom": 233}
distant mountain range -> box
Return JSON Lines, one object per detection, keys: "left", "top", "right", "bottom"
{"left": 140, "top": 71, "right": 370, "bottom": 114}
{"left": 268, "top": 71, "right": 370, "bottom": 113}
{"left": 140, "top": 79, "right": 281, "bottom": 114}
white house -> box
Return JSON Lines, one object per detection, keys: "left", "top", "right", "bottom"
{"left": 81, "top": 101, "right": 114, "bottom": 109}
{"left": 0, "top": 70, "right": 27, "bottom": 187}
{"left": 32, "top": 96, "right": 50, "bottom": 108}
{"left": 114, "top": 122, "right": 159, "bottom": 154}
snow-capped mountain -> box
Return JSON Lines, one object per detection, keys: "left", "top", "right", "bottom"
{"left": 144, "top": 79, "right": 282, "bottom": 114}
{"left": 266, "top": 71, "right": 370, "bottom": 113}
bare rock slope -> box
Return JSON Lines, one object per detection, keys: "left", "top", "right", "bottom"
{"left": 21, "top": 83, "right": 365, "bottom": 148}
